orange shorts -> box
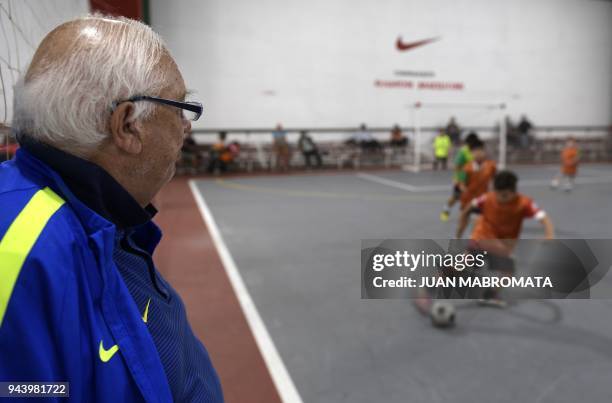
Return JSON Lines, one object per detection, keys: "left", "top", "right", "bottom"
{"left": 562, "top": 164, "right": 577, "bottom": 176}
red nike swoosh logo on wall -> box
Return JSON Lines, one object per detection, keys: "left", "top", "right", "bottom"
{"left": 396, "top": 36, "right": 440, "bottom": 52}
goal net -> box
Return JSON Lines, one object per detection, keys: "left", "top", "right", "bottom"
{"left": 405, "top": 101, "right": 507, "bottom": 172}
{"left": 0, "top": 0, "right": 88, "bottom": 159}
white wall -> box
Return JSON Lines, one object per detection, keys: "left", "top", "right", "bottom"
{"left": 0, "top": 0, "right": 90, "bottom": 129}
{"left": 152, "top": 0, "right": 611, "bottom": 130}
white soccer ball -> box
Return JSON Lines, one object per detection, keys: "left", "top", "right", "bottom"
{"left": 430, "top": 301, "right": 456, "bottom": 328}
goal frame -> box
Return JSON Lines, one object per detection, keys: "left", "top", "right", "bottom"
{"left": 407, "top": 101, "right": 507, "bottom": 172}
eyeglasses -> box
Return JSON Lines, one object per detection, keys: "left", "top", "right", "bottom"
{"left": 112, "top": 95, "right": 203, "bottom": 121}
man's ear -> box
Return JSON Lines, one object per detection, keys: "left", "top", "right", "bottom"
{"left": 109, "top": 102, "right": 143, "bottom": 154}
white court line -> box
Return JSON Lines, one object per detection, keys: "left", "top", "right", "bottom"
{"left": 357, "top": 172, "right": 612, "bottom": 193}
{"left": 520, "top": 176, "right": 612, "bottom": 187}
{"left": 356, "top": 173, "right": 447, "bottom": 192}
{"left": 189, "top": 180, "right": 303, "bottom": 403}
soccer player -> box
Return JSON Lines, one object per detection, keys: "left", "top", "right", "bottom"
{"left": 456, "top": 170, "right": 555, "bottom": 304}
{"left": 458, "top": 139, "right": 496, "bottom": 210}
{"left": 440, "top": 132, "right": 480, "bottom": 222}
{"left": 551, "top": 137, "right": 580, "bottom": 192}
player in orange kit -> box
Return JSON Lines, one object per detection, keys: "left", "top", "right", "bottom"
{"left": 458, "top": 139, "right": 496, "bottom": 211}
{"left": 551, "top": 137, "right": 580, "bottom": 192}
{"left": 456, "top": 170, "right": 555, "bottom": 304}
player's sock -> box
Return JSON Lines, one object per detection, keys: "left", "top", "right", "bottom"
{"left": 482, "top": 287, "right": 498, "bottom": 299}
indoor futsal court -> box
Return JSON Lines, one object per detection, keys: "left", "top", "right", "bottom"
{"left": 1, "top": 0, "right": 611, "bottom": 402}
{"left": 163, "top": 164, "right": 612, "bottom": 402}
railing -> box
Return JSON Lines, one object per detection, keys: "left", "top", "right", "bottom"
{"left": 183, "top": 125, "right": 611, "bottom": 173}
{"left": 192, "top": 125, "right": 611, "bottom": 144}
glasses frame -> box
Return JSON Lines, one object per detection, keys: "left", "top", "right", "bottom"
{"left": 112, "top": 95, "right": 203, "bottom": 121}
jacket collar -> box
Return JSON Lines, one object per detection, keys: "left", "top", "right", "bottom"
{"left": 19, "top": 137, "right": 156, "bottom": 229}
{"left": 14, "top": 145, "right": 162, "bottom": 252}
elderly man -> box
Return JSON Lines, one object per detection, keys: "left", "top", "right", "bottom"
{"left": 0, "top": 16, "right": 223, "bottom": 402}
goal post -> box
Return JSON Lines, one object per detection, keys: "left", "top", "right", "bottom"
{"left": 407, "top": 101, "right": 508, "bottom": 172}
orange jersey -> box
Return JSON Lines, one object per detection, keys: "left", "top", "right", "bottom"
{"left": 460, "top": 160, "right": 496, "bottom": 208}
{"left": 471, "top": 192, "right": 545, "bottom": 240}
{"left": 561, "top": 146, "right": 579, "bottom": 175}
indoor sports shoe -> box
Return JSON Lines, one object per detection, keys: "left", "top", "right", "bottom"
{"left": 550, "top": 179, "right": 559, "bottom": 189}
{"left": 440, "top": 211, "right": 450, "bottom": 222}
{"left": 477, "top": 288, "right": 507, "bottom": 308}
{"left": 477, "top": 298, "right": 507, "bottom": 308}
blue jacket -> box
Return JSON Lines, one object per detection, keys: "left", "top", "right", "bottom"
{"left": 0, "top": 149, "right": 218, "bottom": 402}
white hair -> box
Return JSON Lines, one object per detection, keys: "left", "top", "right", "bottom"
{"left": 12, "top": 15, "right": 169, "bottom": 155}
